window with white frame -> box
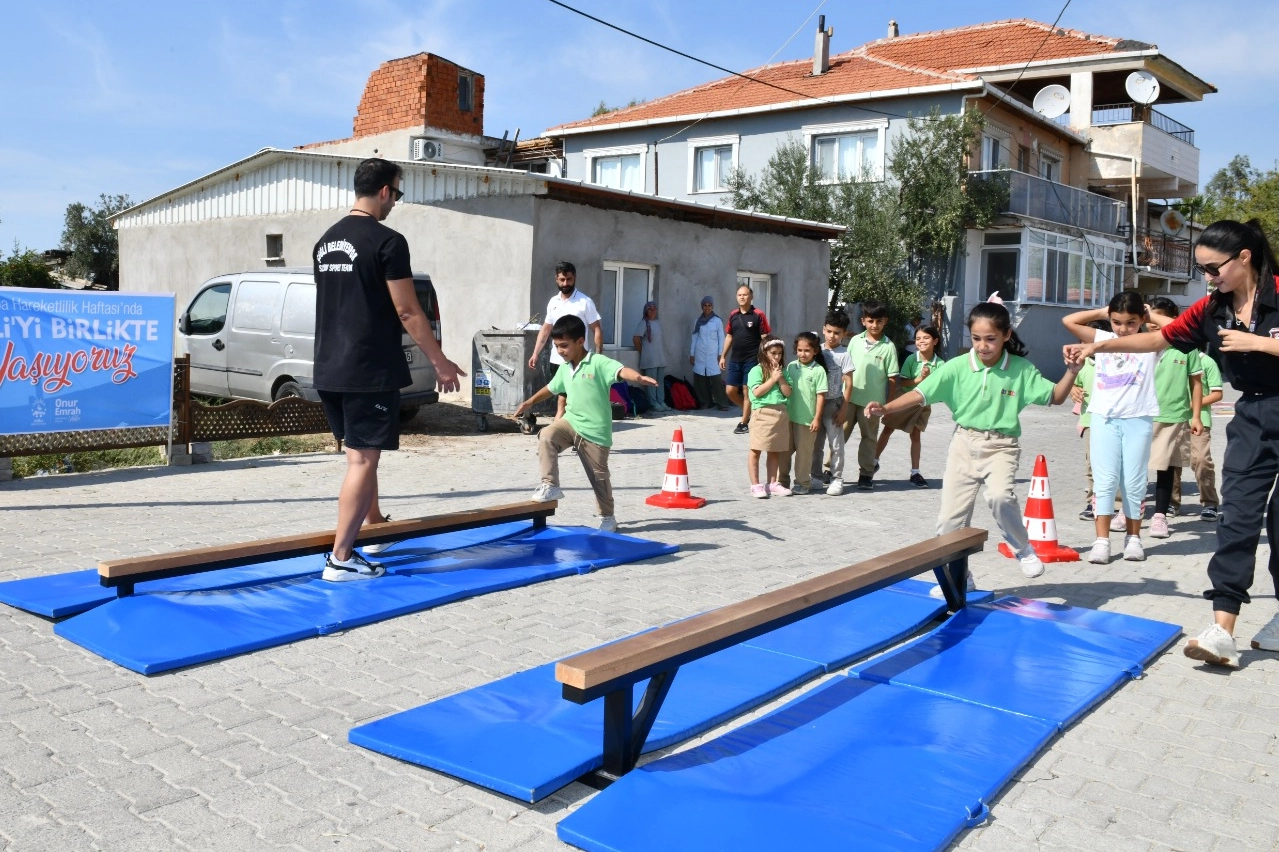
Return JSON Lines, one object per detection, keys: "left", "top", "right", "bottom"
{"left": 1023, "top": 228, "right": 1123, "bottom": 307}
{"left": 804, "top": 120, "right": 887, "bottom": 183}
{"left": 1038, "top": 151, "right": 1061, "bottom": 183}
{"left": 736, "top": 272, "right": 772, "bottom": 320}
{"left": 687, "top": 135, "right": 738, "bottom": 193}
{"left": 585, "top": 145, "right": 646, "bottom": 192}
{"left": 599, "top": 262, "right": 654, "bottom": 347}
{"left": 980, "top": 130, "right": 1011, "bottom": 171}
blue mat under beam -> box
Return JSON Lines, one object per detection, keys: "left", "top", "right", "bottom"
{"left": 558, "top": 599, "right": 1179, "bottom": 852}
{"left": 849, "top": 597, "right": 1181, "bottom": 729}
{"left": 52, "top": 526, "right": 676, "bottom": 674}
{"left": 351, "top": 644, "right": 821, "bottom": 803}
{"left": 557, "top": 677, "right": 1058, "bottom": 852}
{"left": 0, "top": 521, "right": 538, "bottom": 619}
{"left": 349, "top": 578, "right": 975, "bottom": 802}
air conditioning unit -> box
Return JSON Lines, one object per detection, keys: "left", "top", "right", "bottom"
{"left": 411, "top": 138, "right": 443, "bottom": 161}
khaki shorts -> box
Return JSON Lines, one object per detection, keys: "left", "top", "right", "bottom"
{"left": 748, "top": 403, "right": 791, "bottom": 453}
{"left": 883, "top": 405, "right": 932, "bottom": 433}
{"left": 1148, "top": 420, "right": 1190, "bottom": 469}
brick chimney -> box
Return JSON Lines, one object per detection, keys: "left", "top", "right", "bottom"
{"left": 352, "top": 53, "right": 485, "bottom": 139}
{"left": 813, "top": 15, "right": 832, "bottom": 76}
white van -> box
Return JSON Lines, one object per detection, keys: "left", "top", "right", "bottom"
{"left": 178, "top": 269, "right": 443, "bottom": 420}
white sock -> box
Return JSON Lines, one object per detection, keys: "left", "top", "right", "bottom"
{"left": 910, "top": 468, "right": 920, "bottom": 476}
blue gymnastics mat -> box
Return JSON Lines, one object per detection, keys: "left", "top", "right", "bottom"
{"left": 349, "top": 578, "right": 980, "bottom": 802}
{"left": 557, "top": 677, "right": 1058, "bottom": 852}
{"left": 52, "top": 525, "right": 676, "bottom": 674}
{"left": 849, "top": 596, "right": 1181, "bottom": 729}
{"left": 557, "top": 599, "right": 1179, "bottom": 852}
{"left": 0, "top": 521, "right": 538, "bottom": 619}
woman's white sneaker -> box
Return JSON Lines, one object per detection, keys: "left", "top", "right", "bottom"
{"left": 1251, "top": 612, "right": 1279, "bottom": 652}
{"left": 1184, "top": 624, "right": 1239, "bottom": 668}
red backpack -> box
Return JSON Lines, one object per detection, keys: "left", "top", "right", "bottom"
{"left": 669, "top": 378, "right": 699, "bottom": 411}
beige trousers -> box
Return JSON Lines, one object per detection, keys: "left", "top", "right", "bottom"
{"left": 1172, "top": 427, "right": 1219, "bottom": 509}
{"left": 937, "top": 427, "right": 1030, "bottom": 555}
{"left": 538, "top": 418, "right": 613, "bottom": 517}
{"left": 842, "top": 404, "right": 881, "bottom": 478}
{"left": 778, "top": 421, "right": 815, "bottom": 488}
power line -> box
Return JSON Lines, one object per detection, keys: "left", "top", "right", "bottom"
{"left": 980, "top": 0, "right": 1074, "bottom": 122}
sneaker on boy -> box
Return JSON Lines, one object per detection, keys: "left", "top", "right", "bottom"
{"left": 1079, "top": 501, "right": 1095, "bottom": 521}
{"left": 323, "top": 550, "right": 386, "bottom": 582}
{"left": 362, "top": 514, "right": 393, "bottom": 554}
{"left": 1184, "top": 623, "right": 1239, "bottom": 667}
{"left": 826, "top": 478, "right": 844, "bottom": 496}
{"left": 597, "top": 515, "right": 618, "bottom": 533}
{"left": 910, "top": 472, "right": 929, "bottom": 488}
{"left": 929, "top": 573, "right": 977, "bottom": 599}
{"left": 856, "top": 474, "right": 874, "bottom": 490}
{"left": 1016, "top": 546, "right": 1045, "bottom": 579}
{"left": 1200, "top": 505, "right": 1219, "bottom": 521}
{"left": 531, "top": 482, "right": 565, "bottom": 502}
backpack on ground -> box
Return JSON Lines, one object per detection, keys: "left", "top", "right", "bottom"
{"left": 610, "top": 381, "right": 636, "bottom": 418}
{"left": 664, "top": 375, "right": 699, "bottom": 411}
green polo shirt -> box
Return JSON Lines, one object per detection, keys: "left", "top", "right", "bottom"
{"left": 849, "top": 331, "right": 900, "bottom": 407}
{"left": 785, "top": 359, "right": 827, "bottom": 425}
{"left": 1195, "top": 352, "right": 1223, "bottom": 428}
{"left": 1075, "top": 358, "right": 1095, "bottom": 429}
{"left": 916, "top": 350, "right": 1055, "bottom": 437}
{"left": 1153, "top": 348, "right": 1202, "bottom": 424}
{"left": 899, "top": 352, "right": 944, "bottom": 385}
{"left": 547, "top": 352, "right": 624, "bottom": 448}
{"left": 746, "top": 364, "right": 788, "bottom": 409}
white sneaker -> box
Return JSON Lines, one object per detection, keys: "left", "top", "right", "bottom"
{"left": 1122, "top": 535, "right": 1145, "bottom": 562}
{"left": 322, "top": 550, "right": 386, "bottom": 582}
{"left": 1017, "top": 547, "right": 1045, "bottom": 579}
{"left": 1086, "top": 538, "right": 1111, "bottom": 564}
{"left": 826, "top": 478, "right": 844, "bottom": 496}
{"left": 1184, "top": 623, "right": 1239, "bottom": 668}
{"left": 929, "top": 573, "right": 978, "bottom": 599}
{"left": 1251, "top": 612, "right": 1279, "bottom": 652}
{"left": 1109, "top": 510, "right": 1127, "bottom": 532}
{"left": 362, "top": 515, "right": 392, "bottom": 554}
{"left": 597, "top": 515, "right": 618, "bottom": 533}
{"left": 531, "top": 482, "right": 565, "bottom": 502}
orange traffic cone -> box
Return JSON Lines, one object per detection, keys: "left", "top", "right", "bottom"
{"left": 646, "top": 427, "right": 706, "bottom": 509}
{"left": 998, "top": 454, "right": 1079, "bottom": 562}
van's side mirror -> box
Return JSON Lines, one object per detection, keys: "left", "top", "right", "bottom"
{"left": 177, "top": 314, "right": 190, "bottom": 335}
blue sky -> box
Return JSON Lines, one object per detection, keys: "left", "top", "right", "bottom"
{"left": 2, "top": 0, "right": 1274, "bottom": 253}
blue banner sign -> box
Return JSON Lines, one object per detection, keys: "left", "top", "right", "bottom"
{"left": 0, "top": 288, "right": 176, "bottom": 435}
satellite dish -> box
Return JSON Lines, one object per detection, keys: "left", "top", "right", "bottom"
{"left": 1125, "top": 71, "right": 1161, "bottom": 105}
{"left": 1160, "top": 208, "right": 1187, "bottom": 236}
{"left": 1032, "top": 84, "right": 1071, "bottom": 119}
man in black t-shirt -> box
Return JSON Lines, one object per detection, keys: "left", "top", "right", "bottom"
{"left": 312, "top": 158, "right": 464, "bottom": 582}
{"left": 718, "top": 284, "right": 772, "bottom": 434}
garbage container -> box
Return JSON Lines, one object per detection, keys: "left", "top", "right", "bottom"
{"left": 471, "top": 326, "right": 557, "bottom": 434}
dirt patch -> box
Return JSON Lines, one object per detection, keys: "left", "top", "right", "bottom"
{"left": 398, "top": 400, "right": 528, "bottom": 447}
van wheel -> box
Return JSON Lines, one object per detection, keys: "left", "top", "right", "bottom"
{"left": 476, "top": 415, "right": 489, "bottom": 432}
{"left": 398, "top": 407, "right": 421, "bottom": 423}
{"left": 274, "top": 381, "right": 304, "bottom": 401}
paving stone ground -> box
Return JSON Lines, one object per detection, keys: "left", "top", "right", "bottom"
{"left": 2, "top": 391, "right": 1277, "bottom": 851}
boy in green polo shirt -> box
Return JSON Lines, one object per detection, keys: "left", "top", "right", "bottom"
{"left": 844, "top": 300, "right": 899, "bottom": 490}
{"left": 1174, "top": 351, "right": 1223, "bottom": 520}
{"left": 514, "top": 315, "right": 658, "bottom": 532}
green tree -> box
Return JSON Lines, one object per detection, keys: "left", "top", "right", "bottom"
{"left": 1201, "top": 155, "right": 1279, "bottom": 246}
{"left": 60, "top": 193, "right": 131, "bottom": 290}
{"left": 0, "top": 242, "right": 60, "bottom": 289}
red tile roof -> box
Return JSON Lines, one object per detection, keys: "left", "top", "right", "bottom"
{"left": 548, "top": 18, "right": 1142, "bottom": 133}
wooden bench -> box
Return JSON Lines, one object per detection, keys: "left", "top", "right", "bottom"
{"left": 98, "top": 500, "right": 557, "bottom": 596}
{"left": 555, "top": 527, "right": 987, "bottom": 783}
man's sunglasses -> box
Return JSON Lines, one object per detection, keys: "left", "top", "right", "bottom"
{"left": 1193, "top": 252, "right": 1238, "bottom": 278}
{"left": 387, "top": 185, "right": 405, "bottom": 201}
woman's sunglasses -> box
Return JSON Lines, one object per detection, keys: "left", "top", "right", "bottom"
{"left": 1193, "top": 252, "right": 1239, "bottom": 278}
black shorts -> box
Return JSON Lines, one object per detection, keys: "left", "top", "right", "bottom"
{"left": 318, "top": 389, "right": 401, "bottom": 450}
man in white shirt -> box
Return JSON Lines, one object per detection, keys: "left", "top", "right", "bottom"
{"left": 528, "top": 261, "right": 605, "bottom": 368}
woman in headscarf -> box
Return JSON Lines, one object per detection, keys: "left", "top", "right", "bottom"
{"left": 632, "top": 301, "right": 669, "bottom": 412}
{"left": 689, "top": 296, "right": 732, "bottom": 410}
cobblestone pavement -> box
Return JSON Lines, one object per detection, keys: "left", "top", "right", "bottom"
{"left": 1, "top": 392, "right": 1277, "bottom": 851}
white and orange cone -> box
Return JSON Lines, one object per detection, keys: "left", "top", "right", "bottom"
{"left": 646, "top": 427, "right": 706, "bottom": 509}
{"left": 998, "top": 454, "right": 1079, "bottom": 562}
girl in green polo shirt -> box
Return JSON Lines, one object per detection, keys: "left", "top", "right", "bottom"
{"left": 867, "top": 301, "right": 1081, "bottom": 587}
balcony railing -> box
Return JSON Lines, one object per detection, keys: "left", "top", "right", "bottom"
{"left": 969, "top": 170, "right": 1128, "bottom": 235}
{"left": 1133, "top": 226, "right": 1191, "bottom": 276}
{"left": 1055, "top": 103, "right": 1195, "bottom": 145}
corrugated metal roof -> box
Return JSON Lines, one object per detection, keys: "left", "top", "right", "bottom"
{"left": 112, "top": 149, "right": 843, "bottom": 239}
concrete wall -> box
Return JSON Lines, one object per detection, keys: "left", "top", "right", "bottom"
{"left": 302, "top": 127, "right": 488, "bottom": 166}
{"left": 118, "top": 197, "right": 537, "bottom": 372}
{"left": 529, "top": 198, "right": 831, "bottom": 376}
{"left": 561, "top": 94, "right": 966, "bottom": 203}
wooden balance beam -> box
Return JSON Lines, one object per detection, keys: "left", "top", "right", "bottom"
{"left": 555, "top": 527, "right": 987, "bottom": 784}
{"left": 97, "top": 500, "right": 557, "bottom": 596}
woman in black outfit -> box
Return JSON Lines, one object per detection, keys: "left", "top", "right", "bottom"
{"left": 1066, "top": 219, "right": 1279, "bottom": 667}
